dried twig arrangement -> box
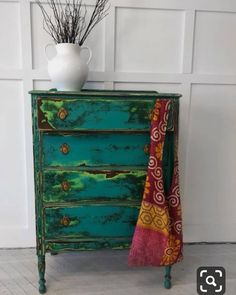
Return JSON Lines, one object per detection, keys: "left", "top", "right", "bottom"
{"left": 35, "top": 0, "right": 109, "bottom": 45}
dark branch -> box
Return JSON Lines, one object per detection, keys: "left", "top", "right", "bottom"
{"left": 35, "top": 0, "right": 110, "bottom": 45}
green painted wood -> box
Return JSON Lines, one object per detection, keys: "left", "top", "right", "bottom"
{"left": 31, "top": 95, "right": 45, "bottom": 257}
{"left": 162, "top": 100, "right": 179, "bottom": 193}
{"left": 30, "top": 89, "right": 181, "bottom": 292}
{"left": 45, "top": 205, "right": 139, "bottom": 239}
{"left": 46, "top": 239, "right": 132, "bottom": 252}
{"left": 38, "top": 98, "right": 156, "bottom": 130}
{"left": 163, "top": 132, "right": 175, "bottom": 195}
{"left": 164, "top": 266, "right": 172, "bottom": 289}
{"left": 43, "top": 170, "right": 146, "bottom": 203}
{"left": 32, "top": 94, "right": 47, "bottom": 294}
{"left": 42, "top": 133, "right": 150, "bottom": 167}
{"left": 38, "top": 97, "right": 175, "bottom": 131}
{"left": 32, "top": 90, "right": 159, "bottom": 97}
{"left": 38, "top": 255, "right": 46, "bottom": 294}
{"left": 30, "top": 89, "right": 182, "bottom": 99}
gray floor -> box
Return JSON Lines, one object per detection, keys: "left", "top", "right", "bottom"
{"left": 0, "top": 244, "right": 235, "bottom": 295}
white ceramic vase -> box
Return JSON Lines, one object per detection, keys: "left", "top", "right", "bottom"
{"left": 45, "top": 43, "right": 92, "bottom": 91}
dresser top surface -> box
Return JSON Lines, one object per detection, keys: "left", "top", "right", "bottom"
{"left": 29, "top": 89, "right": 182, "bottom": 99}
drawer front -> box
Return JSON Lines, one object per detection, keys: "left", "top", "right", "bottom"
{"left": 45, "top": 205, "right": 139, "bottom": 239}
{"left": 46, "top": 239, "right": 132, "bottom": 251}
{"left": 43, "top": 170, "right": 146, "bottom": 203}
{"left": 42, "top": 133, "right": 150, "bottom": 167}
{"left": 38, "top": 98, "right": 155, "bottom": 130}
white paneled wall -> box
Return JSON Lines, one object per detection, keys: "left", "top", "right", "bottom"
{"left": 115, "top": 8, "right": 185, "bottom": 73}
{"left": 1, "top": 0, "right": 236, "bottom": 247}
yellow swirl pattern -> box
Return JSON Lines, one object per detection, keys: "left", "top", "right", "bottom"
{"left": 137, "top": 201, "right": 170, "bottom": 236}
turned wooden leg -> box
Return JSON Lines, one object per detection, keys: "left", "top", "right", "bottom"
{"left": 164, "top": 266, "right": 172, "bottom": 289}
{"left": 38, "top": 255, "right": 46, "bottom": 294}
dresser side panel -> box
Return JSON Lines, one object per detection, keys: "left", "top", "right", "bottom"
{"left": 32, "top": 94, "right": 45, "bottom": 255}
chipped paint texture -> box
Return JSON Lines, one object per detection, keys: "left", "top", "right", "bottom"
{"left": 45, "top": 205, "right": 139, "bottom": 239}
{"left": 38, "top": 96, "right": 176, "bottom": 131}
{"left": 42, "top": 133, "right": 150, "bottom": 167}
{"left": 30, "top": 90, "right": 180, "bottom": 293}
{"left": 38, "top": 98, "right": 155, "bottom": 130}
{"left": 43, "top": 170, "right": 146, "bottom": 203}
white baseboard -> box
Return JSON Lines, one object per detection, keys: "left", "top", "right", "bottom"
{"left": 0, "top": 227, "right": 35, "bottom": 248}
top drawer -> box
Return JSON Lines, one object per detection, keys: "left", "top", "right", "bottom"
{"left": 37, "top": 98, "right": 155, "bottom": 131}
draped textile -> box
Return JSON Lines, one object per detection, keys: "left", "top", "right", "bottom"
{"left": 128, "top": 99, "right": 183, "bottom": 266}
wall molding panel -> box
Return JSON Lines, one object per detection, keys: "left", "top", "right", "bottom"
{"left": 0, "top": 0, "right": 236, "bottom": 246}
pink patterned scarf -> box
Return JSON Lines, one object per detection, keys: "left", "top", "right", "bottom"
{"left": 128, "top": 99, "right": 183, "bottom": 266}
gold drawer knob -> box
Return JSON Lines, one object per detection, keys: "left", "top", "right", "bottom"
{"left": 144, "top": 144, "right": 150, "bottom": 155}
{"left": 61, "top": 181, "right": 70, "bottom": 192}
{"left": 60, "top": 143, "right": 70, "bottom": 155}
{"left": 57, "top": 108, "right": 68, "bottom": 121}
{"left": 60, "top": 216, "right": 71, "bottom": 226}
{"left": 148, "top": 111, "right": 154, "bottom": 121}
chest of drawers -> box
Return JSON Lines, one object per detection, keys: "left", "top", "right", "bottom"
{"left": 30, "top": 89, "right": 180, "bottom": 293}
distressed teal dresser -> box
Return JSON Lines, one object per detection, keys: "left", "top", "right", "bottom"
{"left": 30, "top": 89, "right": 181, "bottom": 293}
